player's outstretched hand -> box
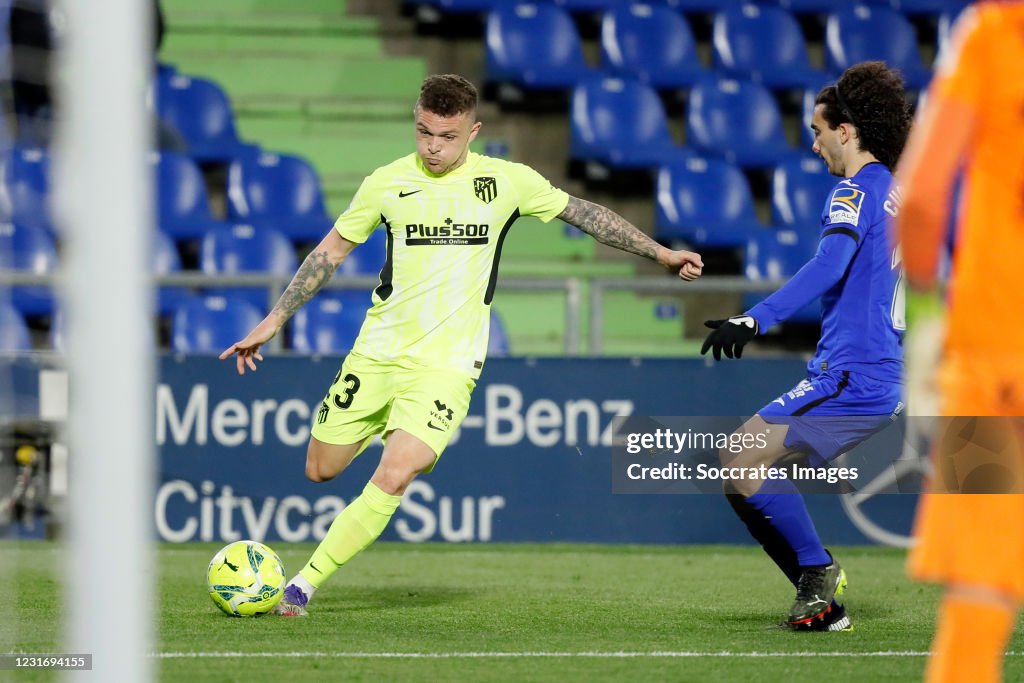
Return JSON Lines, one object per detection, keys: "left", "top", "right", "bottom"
{"left": 700, "top": 315, "right": 758, "bottom": 361}
{"left": 219, "top": 319, "right": 279, "bottom": 375}
{"left": 660, "top": 249, "right": 704, "bottom": 281}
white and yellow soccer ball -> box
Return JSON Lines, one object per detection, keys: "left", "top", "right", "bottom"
{"left": 206, "top": 540, "right": 286, "bottom": 617}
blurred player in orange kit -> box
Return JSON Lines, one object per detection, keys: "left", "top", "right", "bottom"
{"left": 895, "top": 2, "right": 1024, "bottom": 682}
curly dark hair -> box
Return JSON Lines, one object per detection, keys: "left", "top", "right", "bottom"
{"left": 416, "top": 74, "right": 478, "bottom": 118}
{"left": 814, "top": 61, "right": 912, "bottom": 171}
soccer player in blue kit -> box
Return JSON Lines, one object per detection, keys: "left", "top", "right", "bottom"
{"left": 700, "top": 62, "right": 911, "bottom": 631}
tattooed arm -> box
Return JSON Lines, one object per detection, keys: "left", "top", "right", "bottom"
{"left": 557, "top": 195, "right": 703, "bottom": 280}
{"left": 219, "top": 228, "right": 358, "bottom": 374}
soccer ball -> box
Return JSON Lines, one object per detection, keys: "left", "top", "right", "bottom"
{"left": 206, "top": 540, "right": 286, "bottom": 617}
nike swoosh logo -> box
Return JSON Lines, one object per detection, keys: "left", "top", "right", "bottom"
{"left": 398, "top": 189, "right": 422, "bottom": 198}
{"left": 427, "top": 421, "right": 445, "bottom": 431}
{"left": 310, "top": 561, "right": 321, "bottom": 574}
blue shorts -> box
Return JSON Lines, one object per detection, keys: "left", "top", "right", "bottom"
{"left": 758, "top": 369, "right": 904, "bottom": 465}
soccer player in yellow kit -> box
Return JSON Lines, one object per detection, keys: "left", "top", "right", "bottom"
{"left": 220, "top": 74, "right": 704, "bottom": 615}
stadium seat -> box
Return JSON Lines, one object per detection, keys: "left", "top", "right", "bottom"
{"left": 600, "top": 4, "right": 707, "bottom": 89}
{"left": 1, "top": 146, "right": 55, "bottom": 234}
{"left": 570, "top": 77, "right": 691, "bottom": 172}
{"left": 49, "top": 305, "right": 65, "bottom": 353}
{"left": 155, "top": 71, "right": 256, "bottom": 165}
{"left": 800, "top": 87, "right": 819, "bottom": 147}
{"left": 554, "top": 0, "right": 617, "bottom": 11}
{"left": 712, "top": 5, "right": 827, "bottom": 89}
{"left": 865, "top": 0, "right": 971, "bottom": 16}
{"left": 485, "top": 4, "right": 592, "bottom": 93}
{"left": 654, "top": 157, "right": 764, "bottom": 247}
{"left": 171, "top": 295, "right": 263, "bottom": 353}
{"left": 337, "top": 226, "right": 388, "bottom": 277}
{"left": 937, "top": 4, "right": 972, "bottom": 61}
{"left": 154, "top": 151, "right": 229, "bottom": 241}
{"left": 226, "top": 151, "right": 334, "bottom": 244}
{"left": 825, "top": 5, "right": 932, "bottom": 90}
{"left": 152, "top": 230, "right": 192, "bottom": 316}
{"left": 0, "top": 221, "right": 56, "bottom": 316}
{"left": 772, "top": 156, "right": 837, "bottom": 229}
{"left": 668, "top": 0, "right": 742, "bottom": 11}
{"left": 744, "top": 228, "right": 820, "bottom": 323}
{"left": 290, "top": 291, "right": 371, "bottom": 354}
{"left": 488, "top": 308, "right": 510, "bottom": 356}
{"left": 686, "top": 76, "right": 798, "bottom": 168}
{"left": 199, "top": 224, "right": 298, "bottom": 309}
{"left": 767, "top": 0, "right": 846, "bottom": 13}
{"left": 0, "top": 301, "right": 32, "bottom": 352}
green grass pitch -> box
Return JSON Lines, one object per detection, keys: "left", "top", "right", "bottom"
{"left": 2, "top": 542, "right": 1023, "bottom": 682}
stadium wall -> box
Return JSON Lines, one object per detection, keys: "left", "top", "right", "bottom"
{"left": 4, "top": 356, "right": 919, "bottom": 545}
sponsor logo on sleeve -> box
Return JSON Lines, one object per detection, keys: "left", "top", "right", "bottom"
{"left": 828, "top": 186, "right": 865, "bottom": 226}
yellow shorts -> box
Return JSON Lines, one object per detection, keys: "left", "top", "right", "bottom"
{"left": 310, "top": 351, "right": 476, "bottom": 470}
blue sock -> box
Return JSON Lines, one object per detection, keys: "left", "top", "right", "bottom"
{"left": 746, "top": 478, "right": 831, "bottom": 568}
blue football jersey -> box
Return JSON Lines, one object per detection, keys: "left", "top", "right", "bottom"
{"left": 811, "top": 162, "right": 903, "bottom": 382}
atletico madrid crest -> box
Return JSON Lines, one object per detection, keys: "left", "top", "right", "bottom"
{"left": 474, "top": 176, "right": 497, "bottom": 204}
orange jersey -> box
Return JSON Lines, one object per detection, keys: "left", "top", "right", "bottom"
{"left": 897, "top": 2, "right": 1024, "bottom": 358}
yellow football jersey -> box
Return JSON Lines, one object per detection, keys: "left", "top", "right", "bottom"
{"left": 334, "top": 152, "right": 569, "bottom": 377}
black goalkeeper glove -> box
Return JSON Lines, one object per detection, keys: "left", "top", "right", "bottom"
{"left": 700, "top": 316, "right": 758, "bottom": 361}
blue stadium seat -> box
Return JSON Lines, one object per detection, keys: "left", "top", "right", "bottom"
{"left": 172, "top": 296, "right": 263, "bottom": 353}
{"left": 200, "top": 224, "right": 298, "bottom": 309}
{"left": 825, "top": 5, "right": 932, "bottom": 89}
{"left": 686, "top": 76, "right": 798, "bottom": 168}
{"left": 0, "top": 301, "right": 32, "bottom": 352}
{"left": 290, "top": 291, "right": 371, "bottom": 354}
{"left": 772, "top": 156, "right": 837, "bottom": 229}
{"left": 668, "top": 0, "right": 742, "bottom": 11}
{"left": 937, "top": 4, "right": 972, "bottom": 61}
{"left": 865, "top": 0, "right": 971, "bottom": 16}
{"left": 485, "top": 4, "right": 592, "bottom": 92}
{"left": 744, "top": 229, "right": 819, "bottom": 323}
{"left": 552, "top": 0, "right": 614, "bottom": 11}
{"left": 712, "top": 5, "right": 826, "bottom": 89}
{"left": 49, "top": 305, "right": 65, "bottom": 353}
{"left": 800, "top": 86, "right": 819, "bottom": 147}
{"left": 152, "top": 230, "right": 192, "bottom": 316}
{"left": 227, "top": 151, "right": 334, "bottom": 243}
{"left": 337, "top": 226, "right": 388, "bottom": 277}
{"left": 554, "top": 0, "right": 617, "bottom": 11}
{"left": 654, "top": 157, "right": 764, "bottom": 247}
{"left": 765, "top": 0, "right": 846, "bottom": 13}
{"left": 154, "top": 151, "right": 229, "bottom": 241}
{"left": 488, "top": 308, "right": 510, "bottom": 357}
{"left": 0, "top": 221, "right": 56, "bottom": 316}
{"left": 155, "top": 71, "right": 256, "bottom": 165}
{"left": 570, "top": 77, "right": 690, "bottom": 172}
{"left": 600, "top": 4, "right": 707, "bottom": 89}
{"left": 1, "top": 146, "right": 54, "bottom": 234}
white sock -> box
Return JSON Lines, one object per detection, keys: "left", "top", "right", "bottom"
{"left": 289, "top": 573, "right": 316, "bottom": 600}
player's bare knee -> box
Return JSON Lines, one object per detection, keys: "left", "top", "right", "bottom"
{"left": 731, "top": 477, "right": 761, "bottom": 498}
{"left": 371, "top": 466, "right": 416, "bottom": 496}
{"left": 720, "top": 444, "right": 759, "bottom": 469}
{"left": 304, "top": 457, "right": 334, "bottom": 483}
